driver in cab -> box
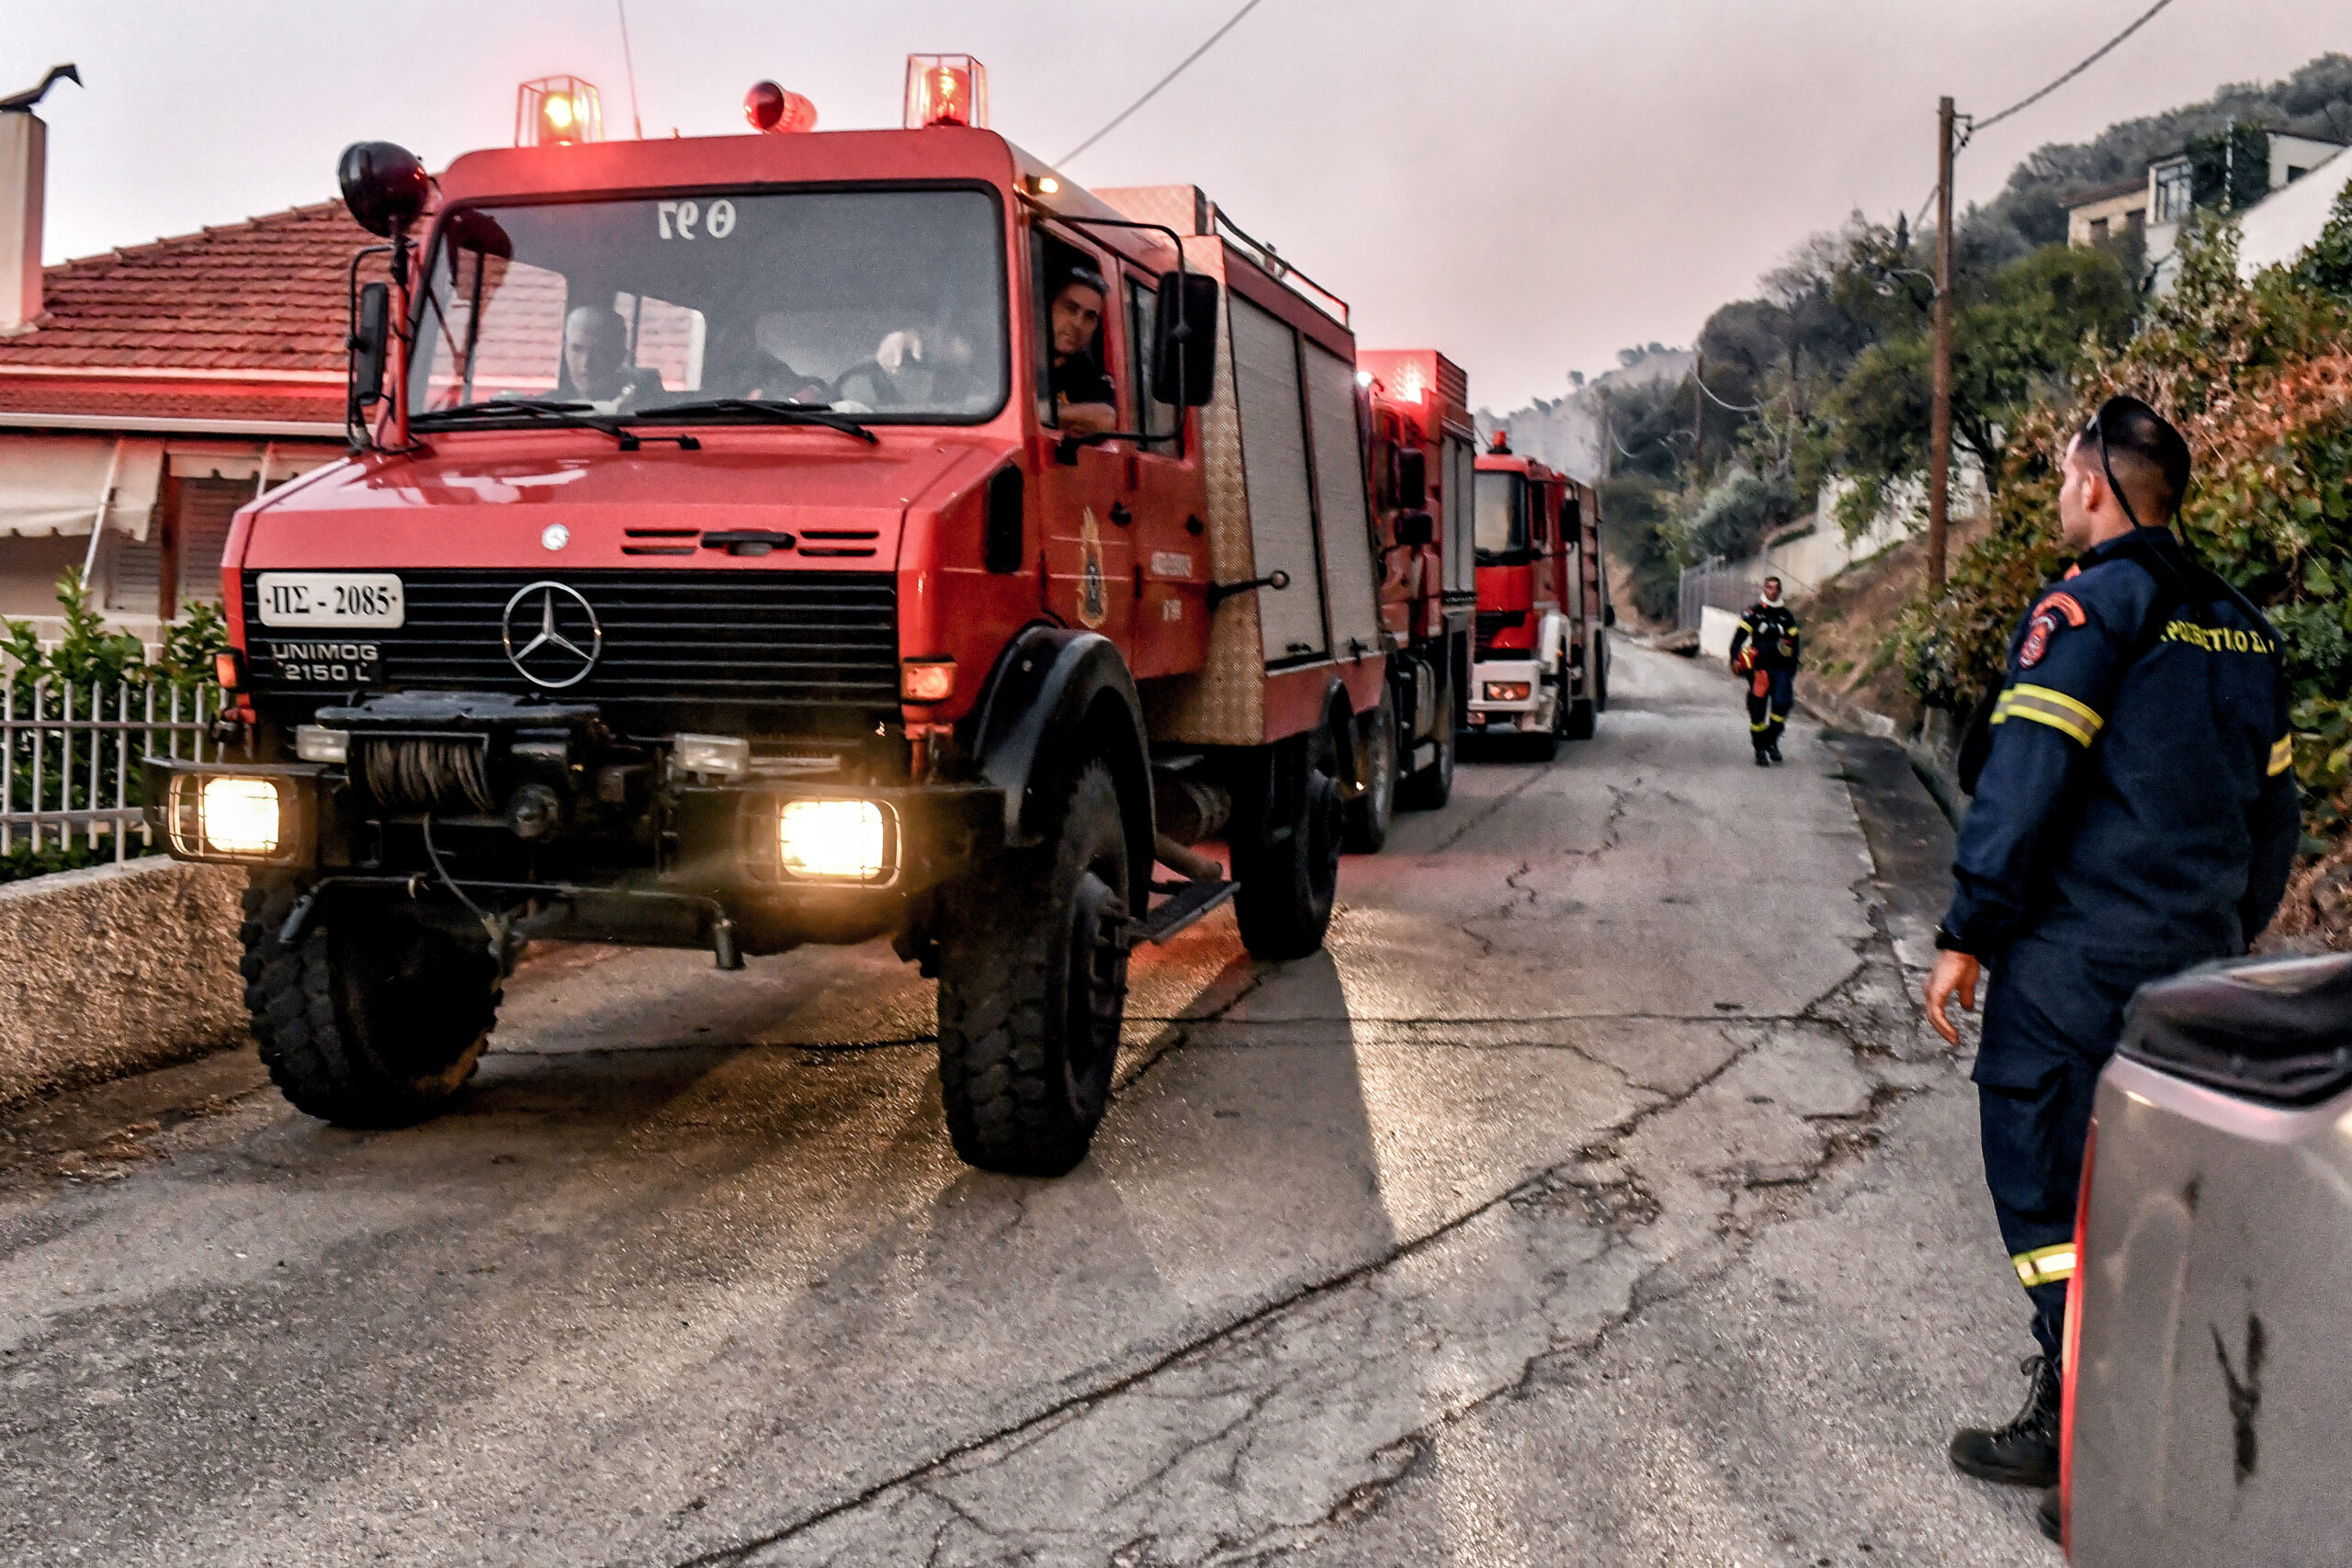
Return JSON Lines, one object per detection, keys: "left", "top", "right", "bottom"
{"left": 1046, "top": 265, "right": 1117, "bottom": 438}
{"left": 560, "top": 306, "right": 663, "bottom": 411}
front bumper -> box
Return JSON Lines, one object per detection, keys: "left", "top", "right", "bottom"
{"left": 144, "top": 756, "right": 1005, "bottom": 952}
{"left": 1467, "top": 657, "right": 1545, "bottom": 730}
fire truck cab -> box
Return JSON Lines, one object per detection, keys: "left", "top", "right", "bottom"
{"left": 145, "top": 79, "right": 1393, "bottom": 1177}
{"left": 1353, "top": 351, "right": 1476, "bottom": 828}
{"left": 1468, "top": 439, "right": 1610, "bottom": 758}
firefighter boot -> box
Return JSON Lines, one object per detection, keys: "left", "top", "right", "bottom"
{"left": 1767, "top": 740, "right": 1784, "bottom": 764}
{"left": 1754, "top": 750, "right": 1770, "bottom": 767}
{"left": 1950, "top": 1355, "right": 2061, "bottom": 1487}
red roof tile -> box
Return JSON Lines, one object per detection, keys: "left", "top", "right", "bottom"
{"left": 0, "top": 198, "right": 379, "bottom": 424}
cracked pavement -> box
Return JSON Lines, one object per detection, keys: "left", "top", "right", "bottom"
{"left": 0, "top": 640, "right": 2050, "bottom": 1566}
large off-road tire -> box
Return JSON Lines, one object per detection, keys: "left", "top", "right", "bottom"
{"left": 1563, "top": 689, "right": 1597, "bottom": 740}
{"left": 935, "top": 761, "right": 1132, "bottom": 1177}
{"left": 1341, "top": 683, "right": 1397, "bottom": 854}
{"left": 1233, "top": 720, "right": 1344, "bottom": 961}
{"left": 1594, "top": 639, "right": 1611, "bottom": 713}
{"left": 1397, "top": 676, "right": 1454, "bottom": 811}
{"left": 240, "top": 875, "right": 500, "bottom": 1127}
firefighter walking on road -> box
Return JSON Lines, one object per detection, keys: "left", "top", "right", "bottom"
{"left": 1924, "top": 398, "right": 2299, "bottom": 1540}
{"left": 1728, "top": 576, "right": 1801, "bottom": 765}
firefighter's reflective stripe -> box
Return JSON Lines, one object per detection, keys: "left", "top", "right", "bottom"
{"left": 1751, "top": 718, "right": 1771, "bottom": 732}
{"left": 1992, "top": 683, "right": 2105, "bottom": 747}
{"left": 2269, "top": 736, "right": 2294, "bottom": 776}
{"left": 2012, "top": 1242, "right": 2076, "bottom": 1288}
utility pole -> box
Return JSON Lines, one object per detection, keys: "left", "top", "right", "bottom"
{"left": 1928, "top": 96, "right": 1956, "bottom": 592}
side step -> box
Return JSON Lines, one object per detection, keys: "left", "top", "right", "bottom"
{"left": 1132, "top": 874, "right": 1237, "bottom": 945}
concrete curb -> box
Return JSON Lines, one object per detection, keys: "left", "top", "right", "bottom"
{"left": 0, "top": 857, "right": 249, "bottom": 1111}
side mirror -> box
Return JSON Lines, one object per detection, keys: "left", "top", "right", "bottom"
{"left": 350, "top": 280, "right": 390, "bottom": 409}
{"left": 1153, "top": 272, "right": 1220, "bottom": 408}
{"left": 1396, "top": 447, "right": 1427, "bottom": 510}
{"left": 337, "top": 141, "right": 431, "bottom": 238}
{"left": 1395, "top": 510, "right": 1434, "bottom": 548}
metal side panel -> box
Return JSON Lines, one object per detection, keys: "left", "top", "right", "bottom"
{"left": 1302, "top": 341, "right": 1382, "bottom": 660}
{"left": 2070, "top": 1057, "right": 2352, "bottom": 1565}
{"left": 1443, "top": 435, "right": 1477, "bottom": 600}
{"left": 1228, "top": 293, "right": 1329, "bottom": 667}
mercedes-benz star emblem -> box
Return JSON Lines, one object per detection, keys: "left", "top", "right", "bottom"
{"left": 501, "top": 581, "right": 603, "bottom": 689}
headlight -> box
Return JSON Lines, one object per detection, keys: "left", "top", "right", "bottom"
{"left": 295, "top": 725, "right": 349, "bottom": 763}
{"left": 198, "top": 776, "right": 283, "bottom": 855}
{"left": 777, "top": 799, "right": 888, "bottom": 881}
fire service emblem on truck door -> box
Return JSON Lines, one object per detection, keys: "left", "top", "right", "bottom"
{"left": 1079, "top": 508, "right": 1109, "bottom": 629}
{"left": 502, "top": 581, "right": 605, "bottom": 689}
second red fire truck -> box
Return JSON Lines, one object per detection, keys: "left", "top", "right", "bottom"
{"left": 1467, "top": 436, "right": 1611, "bottom": 758}
{"left": 146, "top": 60, "right": 1401, "bottom": 1177}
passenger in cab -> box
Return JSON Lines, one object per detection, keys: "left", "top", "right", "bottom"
{"left": 560, "top": 307, "right": 663, "bottom": 409}
{"left": 872, "top": 318, "right": 990, "bottom": 412}
{"left": 702, "top": 319, "right": 828, "bottom": 404}
{"left": 1046, "top": 266, "right": 1117, "bottom": 437}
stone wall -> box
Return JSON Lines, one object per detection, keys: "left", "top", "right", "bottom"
{"left": 0, "top": 857, "right": 248, "bottom": 1110}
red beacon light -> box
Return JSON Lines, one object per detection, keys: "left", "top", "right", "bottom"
{"left": 516, "top": 76, "right": 603, "bottom": 147}
{"left": 905, "top": 54, "right": 987, "bottom": 130}
{"left": 744, "top": 80, "right": 819, "bottom": 134}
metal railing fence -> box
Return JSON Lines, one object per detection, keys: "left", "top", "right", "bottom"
{"left": 1, "top": 674, "right": 222, "bottom": 862}
{"left": 1677, "top": 559, "right": 1768, "bottom": 630}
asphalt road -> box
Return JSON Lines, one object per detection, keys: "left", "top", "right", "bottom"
{"left": 0, "top": 639, "right": 2053, "bottom": 1567}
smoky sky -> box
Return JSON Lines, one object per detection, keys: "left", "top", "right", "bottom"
{"left": 10, "top": 1, "right": 2344, "bottom": 410}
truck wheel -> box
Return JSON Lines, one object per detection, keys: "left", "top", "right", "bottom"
{"left": 1233, "top": 722, "right": 1344, "bottom": 961}
{"left": 935, "top": 761, "right": 1131, "bottom": 1177}
{"left": 1341, "top": 683, "right": 1396, "bottom": 854}
{"left": 1398, "top": 678, "right": 1454, "bottom": 810}
{"left": 1564, "top": 694, "right": 1597, "bottom": 740}
{"left": 241, "top": 876, "right": 500, "bottom": 1127}
{"left": 1595, "top": 642, "right": 1611, "bottom": 713}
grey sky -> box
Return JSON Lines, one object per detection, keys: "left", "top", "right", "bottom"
{"left": 10, "top": 1, "right": 2345, "bottom": 409}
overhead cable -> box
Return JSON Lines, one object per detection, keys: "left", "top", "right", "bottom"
{"left": 1058, "top": 0, "right": 1272, "bottom": 165}
{"left": 1967, "top": 0, "right": 2181, "bottom": 139}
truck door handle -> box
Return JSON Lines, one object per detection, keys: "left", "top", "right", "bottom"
{"left": 1109, "top": 503, "right": 1133, "bottom": 527}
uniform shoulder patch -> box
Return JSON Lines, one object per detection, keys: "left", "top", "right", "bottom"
{"left": 2018, "top": 597, "right": 2076, "bottom": 669}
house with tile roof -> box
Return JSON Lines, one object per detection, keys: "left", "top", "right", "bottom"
{"left": 0, "top": 99, "right": 375, "bottom": 642}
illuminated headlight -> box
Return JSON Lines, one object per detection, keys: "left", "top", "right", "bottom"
{"left": 197, "top": 776, "right": 283, "bottom": 856}
{"left": 295, "top": 725, "right": 349, "bottom": 763}
{"left": 1484, "top": 681, "right": 1532, "bottom": 703}
{"left": 777, "top": 799, "right": 888, "bottom": 881}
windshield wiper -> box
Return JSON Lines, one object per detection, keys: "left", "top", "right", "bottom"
{"left": 632, "top": 399, "right": 877, "bottom": 446}
{"left": 412, "top": 399, "right": 696, "bottom": 451}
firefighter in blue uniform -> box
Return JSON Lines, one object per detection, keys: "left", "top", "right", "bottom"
{"left": 1727, "top": 576, "right": 1801, "bottom": 764}
{"left": 1925, "top": 398, "right": 2299, "bottom": 1538}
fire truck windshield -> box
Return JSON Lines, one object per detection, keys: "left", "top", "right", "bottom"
{"left": 411, "top": 187, "right": 1009, "bottom": 426}
{"left": 1475, "top": 471, "right": 1530, "bottom": 563}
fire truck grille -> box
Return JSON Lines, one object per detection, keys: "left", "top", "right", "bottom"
{"left": 1474, "top": 609, "right": 1527, "bottom": 659}
{"left": 243, "top": 570, "right": 899, "bottom": 735}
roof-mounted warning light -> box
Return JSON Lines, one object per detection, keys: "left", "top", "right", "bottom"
{"left": 744, "top": 80, "right": 819, "bottom": 134}
{"left": 516, "top": 76, "right": 603, "bottom": 147}
{"left": 905, "top": 54, "right": 986, "bottom": 130}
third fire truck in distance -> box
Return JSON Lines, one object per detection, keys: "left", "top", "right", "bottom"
{"left": 1467, "top": 437, "right": 1611, "bottom": 759}
{"left": 144, "top": 59, "right": 1396, "bottom": 1178}
{"left": 1350, "top": 350, "right": 1477, "bottom": 835}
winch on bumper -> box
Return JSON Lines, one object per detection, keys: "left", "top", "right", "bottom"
{"left": 143, "top": 692, "right": 1005, "bottom": 964}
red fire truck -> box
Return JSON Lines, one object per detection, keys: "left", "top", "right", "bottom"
{"left": 1467, "top": 437, "right": 1611, "bottom": 758}
{"left": 144, "top": 62, "right": 1394, "bottom": 1176}
{"left": 1351, "top": 351, "right": 1477, "bottom": 830}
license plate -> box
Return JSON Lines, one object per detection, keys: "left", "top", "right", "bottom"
{"left": 254, "top": 572, "right": 405, "bottom": 628}
{"left": 259, "top": 639, "right": 383, "bottom": 687}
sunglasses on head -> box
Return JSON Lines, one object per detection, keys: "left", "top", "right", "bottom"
{"left": 2080, "top": 408, "right": 2145, "bottom": 532}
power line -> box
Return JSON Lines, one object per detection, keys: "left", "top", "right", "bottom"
{"left": 615, "top": 0, "right": 644, "bottom": 140}
{"left": 1057, "top": 0, "right": 1272, "bottom": 166}
{"left": 1966, "top": 0, "right": 2180, "bottom": 140}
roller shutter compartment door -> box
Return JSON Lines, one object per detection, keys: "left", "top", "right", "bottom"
{"left": 175, "top": 479, "right": 249, "bottom": 609}
{"left": 1229, "top": 294, "right": 1328, "bottom": 666}
{"left": 1444, "top": 436, "right": 1476, "bottom": 600}
{"left": 1302, "top": 341, "right": 1381, "bottom": 657}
